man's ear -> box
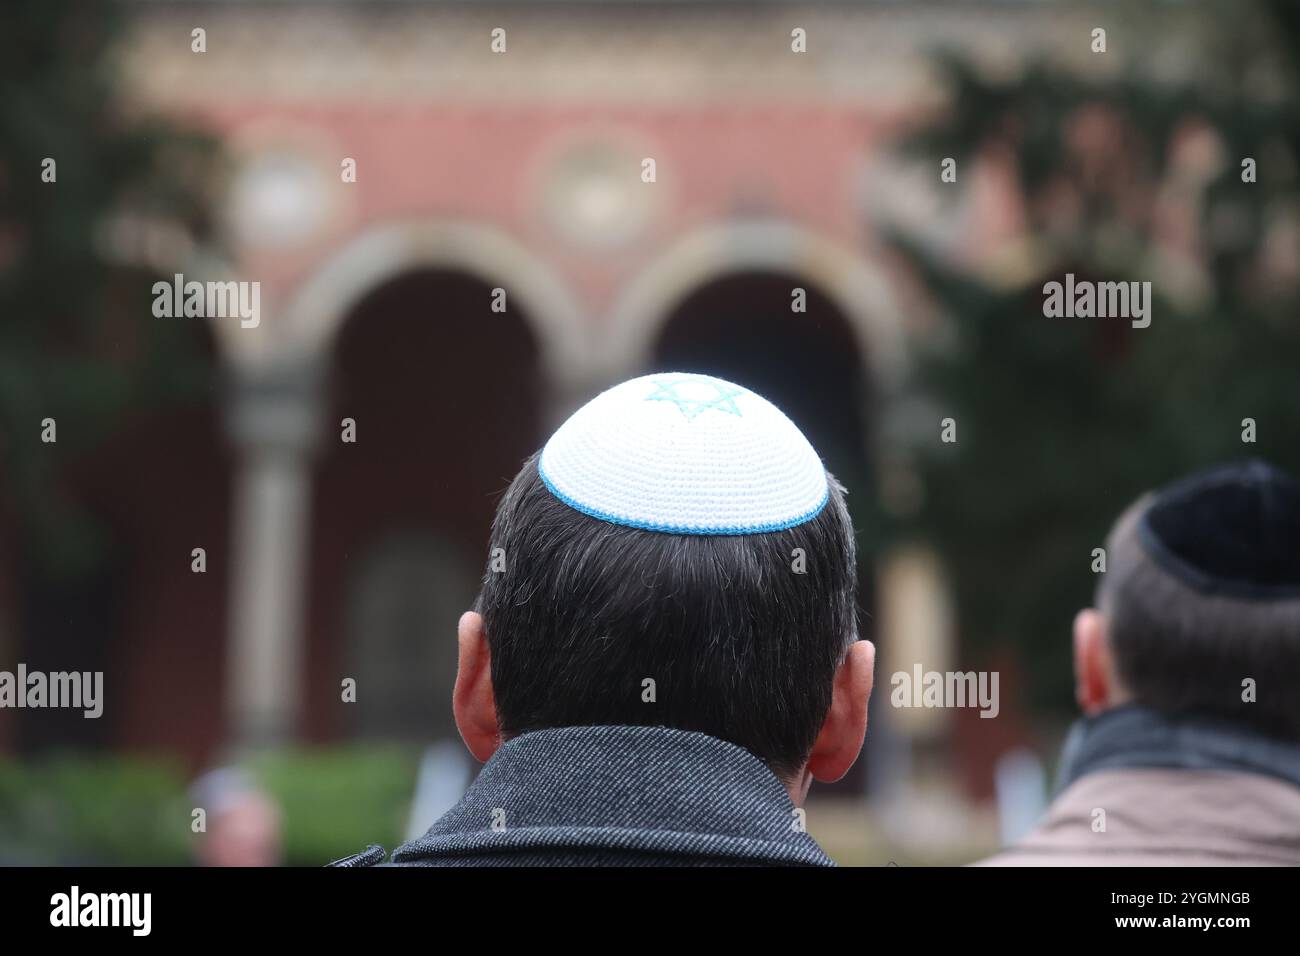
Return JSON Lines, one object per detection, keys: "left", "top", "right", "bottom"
{"left": 1073, "top": 608, "right": 1118, "bottom": 716}
{"left": 806, "top": 639, "right": 875, "bottom": 784}
{"left": 452, "top": 610, "right": 502, "bottom": 762}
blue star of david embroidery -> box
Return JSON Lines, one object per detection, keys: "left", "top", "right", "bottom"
{"left": 645, "top": 377, "right": 745, "bottom": 421}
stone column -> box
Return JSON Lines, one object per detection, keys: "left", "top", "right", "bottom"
{"left": 222, "top": 359, "right": 324, "bottom": 748}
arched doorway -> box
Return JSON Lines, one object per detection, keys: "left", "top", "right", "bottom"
{"left": 306, "top": 268, "right": 543, "bottom": 745}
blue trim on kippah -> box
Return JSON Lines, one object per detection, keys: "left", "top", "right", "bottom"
{"left": 537, "top": 461, "right": 830, "bottom": 536}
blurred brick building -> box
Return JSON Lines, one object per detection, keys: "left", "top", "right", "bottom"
{"left": 2, "top": 2, "right": 1210, "bottom": 819}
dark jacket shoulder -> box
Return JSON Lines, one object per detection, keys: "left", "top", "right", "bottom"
{"left": 333, "top": 725, "right": 835, "bottom": 868}
{"left": 326, "top": 844, "right": 388, "bottom": 867}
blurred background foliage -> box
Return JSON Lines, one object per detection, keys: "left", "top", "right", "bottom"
{"left": 0, "top": 747, "right": 419, "bottom": 865}
{"left": 249, "top": 747, "right": 419, "bottom": 867}
{"left": 897, "top": 0, "right": 1300, "bottom": 713}
{"left": 0, "top": 0, "right": 221, "bottom": 581}
{"left": 0, "top": 754, "right": 192, "bottom": 864}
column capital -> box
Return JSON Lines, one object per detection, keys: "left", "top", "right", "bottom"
{"left": 222, "top": 357, "right": 326, "bottom": 455}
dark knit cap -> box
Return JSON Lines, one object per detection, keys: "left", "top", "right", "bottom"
{"left": 1137, "top": 460, "right": 1300, "bottom": 601}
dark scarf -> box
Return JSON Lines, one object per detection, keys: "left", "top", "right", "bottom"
{"left": 1055, "top": 704, "right": 1300, "bottom": 794}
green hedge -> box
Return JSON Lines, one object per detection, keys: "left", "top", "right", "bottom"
{"left": 0, "top": 755, "right": 191, "bottom": 865}
{"left": 250, "top": 746, "right": 419, "bottom": 867}
{"left": 0, "top": 746, "right": 420, "bottom": 866}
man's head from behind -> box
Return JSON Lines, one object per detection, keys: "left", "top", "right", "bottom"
{"left": 1073, "top": 459, "right": 1300, "bottom": 737}
{"left": 452, "top": 373, "right": 873, "bottom": 800}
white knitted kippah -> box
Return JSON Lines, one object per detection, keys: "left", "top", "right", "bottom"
{"left": 538, "top": 372, "right": 829, "bottom": 535}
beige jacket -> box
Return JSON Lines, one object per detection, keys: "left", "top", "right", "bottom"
{"left": 982, "top": 767, "right": 1300, "bottom": 866}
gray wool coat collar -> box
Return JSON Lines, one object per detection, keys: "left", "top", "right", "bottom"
{"left": 384, "top": 724, "right": 835, "bottom": 867}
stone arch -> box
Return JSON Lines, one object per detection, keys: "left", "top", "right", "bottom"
{"left": 604, "top": 220, "right": 911, "bottom": 391}
{"left": 277, "top": 220, "right": 588, "bottom": 380}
